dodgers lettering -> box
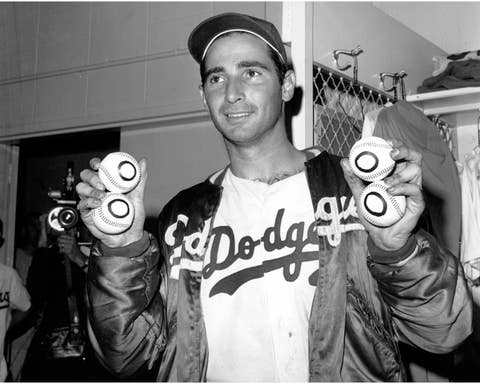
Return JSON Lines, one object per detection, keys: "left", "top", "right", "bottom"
{"left": 203, "top": 209, "right": 319, "bottom": 296}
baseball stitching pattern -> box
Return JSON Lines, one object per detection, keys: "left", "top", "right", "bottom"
{"left": 94, "top": 207, "right": 130, "bottom": 228}
{"left": 352, "top": 142, "right": 394, "bottom": 181}
{"left": 373, "top": 182, "right": 403, "bottom": 217}
{"left": 99, "top": 163, "right": 124, "bottom": 190}
{"left": 99, "top": 154, "right": 140, "bottom": 191}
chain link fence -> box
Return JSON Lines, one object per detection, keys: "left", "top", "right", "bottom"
{"left": 313, "top": 62, "right": 396, "bottom": 157}
{"left": 312, "top": 62, "right": 454, "bottom": 157}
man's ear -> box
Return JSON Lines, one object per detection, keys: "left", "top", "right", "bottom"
{"left": 281, "top": 70, "right": 296, "bottom": 102}
{"left": 199, "top": 84, "right": 208, "bottom": 110}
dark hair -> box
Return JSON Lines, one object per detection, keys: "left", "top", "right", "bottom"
{"left": 16, "top": 212, "right": 41, "bottom": 249}
{"left": 200, "top": 32, "right": 288, "bottom": 86}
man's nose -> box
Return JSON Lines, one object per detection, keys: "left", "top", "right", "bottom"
{"left": 225, "top": 78, "right": 244, "bottom": 104}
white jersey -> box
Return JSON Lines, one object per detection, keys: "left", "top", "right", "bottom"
{"left": 201, "top": 169, "right": 318, "bottom": 382}
{"left": 0, "top": 263, "right": 31, "bottom": 381}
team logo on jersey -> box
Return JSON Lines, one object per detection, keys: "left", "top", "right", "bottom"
{"left": 203, "top": 208, "right": 319, "bottom": 296}
{"left": 315, "top": 195, "right": 364, "bottom": 247}
{"left": 165, "top": 195, "right": 364, "bottom": 285}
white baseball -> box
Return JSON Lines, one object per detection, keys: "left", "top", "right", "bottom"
{"left": 349, "top": 136, "right": 395, "bottom": 182}
{"left": 358, "top": 180, "right": 406, "bottom": 227}
{"left": 92, "top": 193, "right": 135, "bottom": 234}
{"left": 98, "top": 152, "right": 140, "bottom": 194}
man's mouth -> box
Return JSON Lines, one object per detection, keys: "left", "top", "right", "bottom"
{"left": 225, "top": 112, "right": 251, "bottom": 119}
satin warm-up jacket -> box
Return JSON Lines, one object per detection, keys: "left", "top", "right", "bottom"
{"left": 86, "top": 150, "right": 472, "bottom": 382}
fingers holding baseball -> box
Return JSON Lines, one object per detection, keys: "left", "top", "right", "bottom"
{"left": 76, "top": 153, "right": 147, "bottom": 247}
{"left": 389, "top": 140, "right": 422, "bottom": 164}
{"left": 76, "top": 178, "right": 106, "bottom": 237}
{"left": 79, "top": 158, "right": 105, "bottom": 192}
{"left": 346, "top": 138, "right": 426, "bottom": 251}
{"left": 385, "top": 142, "right": 424, "bottom": 215}
{"left": 76, "top": 181, "right": 105, "bottom": 205}
{"left": 388, "top": 141, "right": 422, "bottom": 183}
{"left": 76, "top": 164, "right": 107, "bottom": 221}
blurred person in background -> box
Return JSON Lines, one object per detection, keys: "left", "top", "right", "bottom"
{"left": 7, "top": 212, "right": 41, "bottom": 381}
{"left": 0, "top": 218, "right": 31, "bottom": 381}
{"left": 17, "top": 213, "right": 137, "bottom": 382}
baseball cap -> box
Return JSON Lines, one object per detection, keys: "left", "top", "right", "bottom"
{"left": 188, "top": 12, "right": 288, "bottom": 65}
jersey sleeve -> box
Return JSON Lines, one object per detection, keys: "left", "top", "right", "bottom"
{"left": 9, "top": 267, "right": 31, "bottom": 312}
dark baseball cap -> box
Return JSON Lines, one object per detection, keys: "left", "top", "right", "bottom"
{"left": 188, "top": 12, "right": 288, "bottom": 65}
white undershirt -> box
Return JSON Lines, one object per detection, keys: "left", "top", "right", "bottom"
{"left": 201, "top": 168, "right": 318, "bottom": 382}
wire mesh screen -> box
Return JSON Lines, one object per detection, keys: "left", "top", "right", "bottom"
{"left": 313, "top": 62, "right": 395, "bottom": 157}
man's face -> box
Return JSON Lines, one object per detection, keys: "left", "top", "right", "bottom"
{"left": 200, "top": 33, "right": 291, "bottom": 146}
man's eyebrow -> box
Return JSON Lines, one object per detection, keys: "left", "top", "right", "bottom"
{"left": 204, "top": 66, "right": 224, "bottom": 79}
{"left": 204, "top": 60, "right": 272, "bottom": 79}
{"left": 238, "top": 60, "right": 270, "bottom": 71}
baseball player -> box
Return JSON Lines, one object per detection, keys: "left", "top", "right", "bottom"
{"left": 76, "top": 13, "right": 472, "bottom": 382}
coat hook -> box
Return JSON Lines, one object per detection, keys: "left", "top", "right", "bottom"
{"left": 397, "top": 70, "right": 408, "bottom": 100}
{"left": 332, "top": 45, "right": 363, "bottom": 83}
{"left": 379, "top": 72, "right": 398, "bottom": 99}
{"left": 379, "top": 70, "right": 408, "bottom": 100}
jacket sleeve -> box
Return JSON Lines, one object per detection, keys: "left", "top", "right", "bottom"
{"left": 367, "top": 229, "right": 472, "bottom": 353}
{"left": 86, "top": 231, "right": 167, "bottom": 378}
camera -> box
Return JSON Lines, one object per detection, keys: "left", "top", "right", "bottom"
{"left": 46, "top": 161, "right": 79, "bottom": 234}
{"left": 46, "top": 190, "right": 79, "bottom": 233}
{"left": 45, "top": 162, "right": 92, "bottom": 248}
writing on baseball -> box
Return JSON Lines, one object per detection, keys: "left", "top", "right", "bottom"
{"left": 92, "top": 193, "right": 135, "bottom": 234}
{"left": 358, "top": 180, "right": 406, "bottom": 227}
{"left": 94, "top": 152, "right": 140, "bottom": 234}
{"left": 349, "top": 137, "right": 406, "bottom": 227}
{"left": 349, "top": 136, "right": 395, "bottom": 182}
{"left": 98, "top": 152, "right": 141, "bottom": 194}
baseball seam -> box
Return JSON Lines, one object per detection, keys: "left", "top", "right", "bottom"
{"left": 363, "top": 165, "right": 395, "bottom": 181}
{"left": 374, "top": 183, "right": 404, "bottom": 217}
{"left": 99, "top": 154, "right": 139, "bottom": 191}
{"left": 99, "top": 164, "right": 125, "bottom": 190}
{"left": 95, "top": 206, "right": 131, "bottom": 227}
{"left": 352, "top": 142, "right": 394, "bottom": 181}
{"left": 353, "top": 142, "right": 392, "bottom": 150}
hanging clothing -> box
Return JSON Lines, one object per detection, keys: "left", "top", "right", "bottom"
{"left": 372, "top": 100, "right": 462, "bottom": 258}
{"left": 361, "top": 108, "right": 381, "bottom": 139}
{"left": 460, "top": 148, "right": 480, "bottom": 285}
{"left": 454, "top": 148, "right": 480, "bottom": 382}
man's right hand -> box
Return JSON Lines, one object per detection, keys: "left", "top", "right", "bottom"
{"left": 76, "top": 157, "right": 148, "bottom": 248}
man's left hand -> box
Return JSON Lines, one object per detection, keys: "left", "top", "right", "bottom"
{"left": 57, "top": 233, "right": 87, "bottom": 269}
{"left": 341, "top": 139, "right": 425, "bottom": 252}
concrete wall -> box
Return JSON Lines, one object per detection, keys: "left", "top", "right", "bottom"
{"left": 374, "top": 2, "right": 480, "bottom": 53}
{"left": 0, "top": 2, "right": 278, "bottom": 139}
